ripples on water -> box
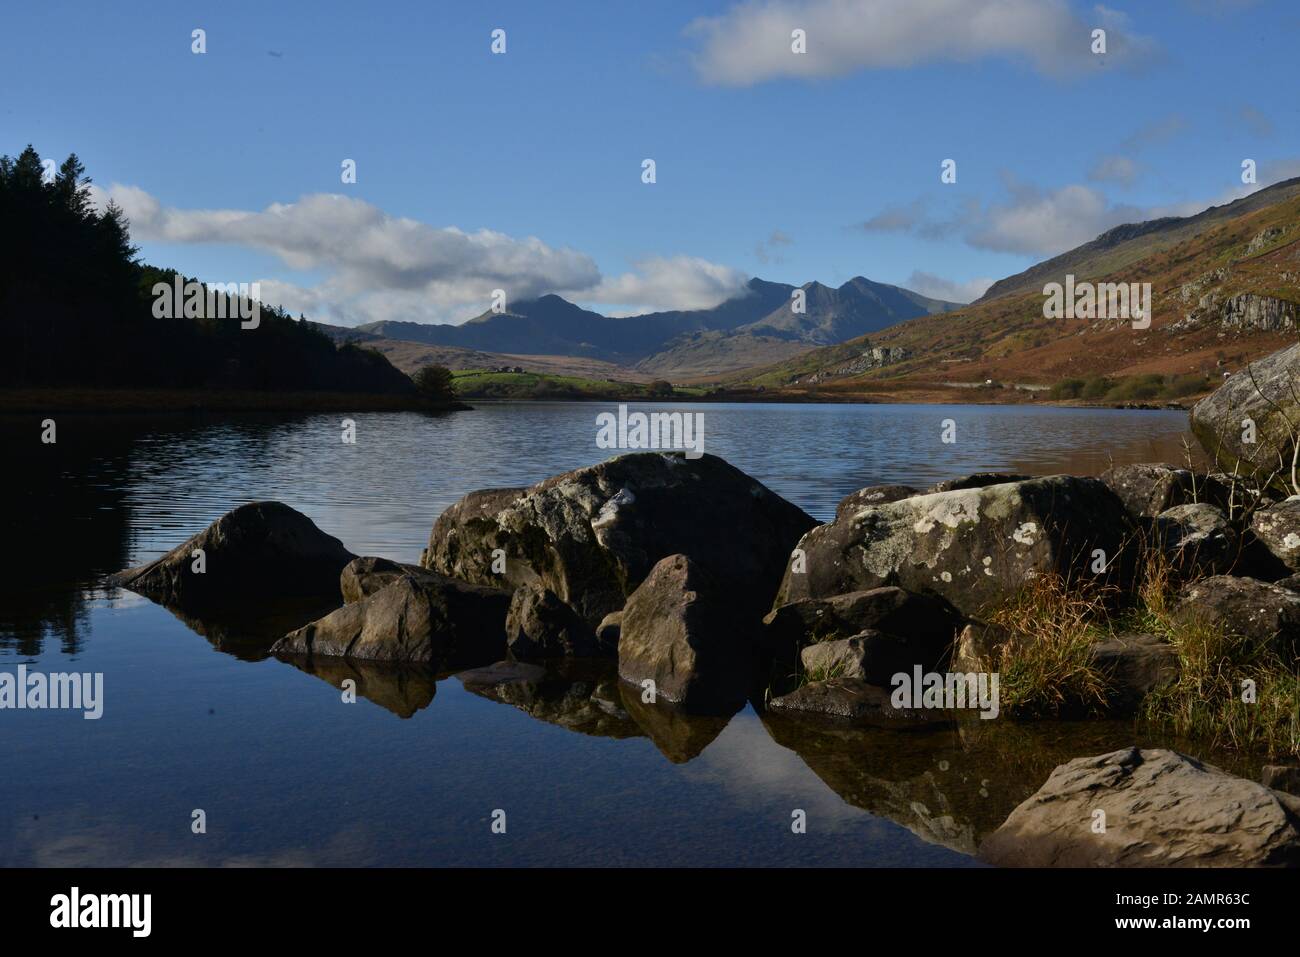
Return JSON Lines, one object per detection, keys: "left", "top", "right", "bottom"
{"left": 2, "top": 402, "right": 1231, "bottom": 867}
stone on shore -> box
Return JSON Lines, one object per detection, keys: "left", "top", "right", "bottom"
{"left": 763, "top": 586, "right": 958, "bottom": 664}
{"left": 273, "top": 572, "right": 510, "bottom": 666}
{"left": 616, "top": 554, "right": 751, "bottom": 713}
{"left": 1172, "top": 575, "right": 1300, "bottom": 657}
{"left": 1088, "top": 633, "right": 1180, "bottom": 714}
{"left": 1099, "top": 463, "right": 1198, "bottom": 520}
{"left": 774, "top": 475, "right": 1130, "bottom": 619}
{"left": 1250, "top": 497, "right": 1300, "bottom": 572}
{"left": 422, "top": 452, "right": 816, "bottom": 628}
{"left": 979, "top": 747, "right": 1300, "bottom": 867}
{"left": 1153, "top": 503, "right": 1237, "bottom": 575}
{"left": 340, "top": 556, "right": 435, "bottom": 604}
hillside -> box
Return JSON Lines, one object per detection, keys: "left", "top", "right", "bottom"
{"left": 727, "top": 178, "right": 1300, "bottom": 403}
{"left": 1, "top": 146, "right": 422, "bottom": 401}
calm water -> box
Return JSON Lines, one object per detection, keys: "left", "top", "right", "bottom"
{"left": 1, "top": 402, "right": 1249, "bottom": 867}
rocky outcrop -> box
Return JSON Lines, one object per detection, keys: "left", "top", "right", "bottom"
{"left": 979, "top": 748, "right": 1300, "bottom": 867}
{"left": 422, "top": 453, "right": 815, "bottom": 628}
{"left": 1088, "top": 634, "right": 1180, "bottom": 714}
{"left": 1220, "top": 293, "right": 1298, "bottom": 333}
{"left": 774, "top": 476, "right": 1130, "bottom": 619}
{"left": 1172, "top": 575, "right": 1300, "bottom": 657}
{"left": 1250, "top": 497, "right": 1300, "bottom": 572}
{"left": 1191, "top": 342, "right": 1300, "bottom": 490}
{"left": 1153, "top": 503, "right": 1237, "bottom": 574}
{"left": 111, "top": 501, "right": 355, "bottom": 610}
{"left": 505, "top": 583, "right": 605, "bottom": 660}
{"left": 273, "top": 572, "right": 511, "bottom": 666}
{"left": 616, "top": 554, "right": 751, "bottom": 713}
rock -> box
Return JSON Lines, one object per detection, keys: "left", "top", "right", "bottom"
{"left": 927, "top": 473, "right": 1030, "bottom": 493}
{"left": 340, "top": 556, "right": 434, "bottom": 604}
{"left": 423, "top": 453, "right": 816, "bottom": 627}
{"left": 616, "top": 554, "right": 750, "bottom": 713}
{"left": 774, "top": 476, "right": 1130, "bottom": 619}
{"left": 834, "top": 485, "right": 918, "bottom": 521}
{"left": 596, "top": 610, "right": 623, "bottom": 649}
{"left": 1088, "top": 633, "right": 1180, "bottom": 714}
{"left": 1250, "top": 497, "right": 1300, "bottom": 571}
{"left": 1099, "top": 463, "right": 1197, "bottom": 520}
{"left": 1275, "top": 573, "right": 1300, "bottom": 593}
{"left": 1191, "top": 343, "right": 1300, "bottom": 492}
{"left": 800, "top": 630, "right": 945, "bottom": 686}
{"left": 952, "top": 621, "right": 1010, "bottom": 671}
{"left": 1172, "top": 575, "right": 1300, "bottom": 657}
{"left": 1220, "top": 293, "right": 1298, "bottom": 333}
{"left": 111, "top": 501, "right": 356, "bottom": 610}
{"left": 273, "top": 572, "right": 510, "bottom": 666}
{"left": 979, "top": 748, "right": 1300, "bottom": 867}
{"left": 767, "top": 678, "right": 936, "bottom": 726}
{"left": 1262, "top": 765, "right": 1300, "bottom": 797}
{"left": 763, "top": 586, "right": 958, "bottom": 664}
{"left": 505, "top": 584, "right": 604, "bottom": 660}
{"left": 1153, "top": 503, "right": 1237, "bottom": 574}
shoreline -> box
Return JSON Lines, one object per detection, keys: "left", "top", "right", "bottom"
{"left": 0, "top": 388, "right": 471, "bottom": 415}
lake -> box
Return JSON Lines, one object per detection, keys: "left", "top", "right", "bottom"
{"left": 1, "top": 401, "right": 1256, "bottom": 867}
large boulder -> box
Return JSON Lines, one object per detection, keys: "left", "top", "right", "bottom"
{"left": 616, "top": 554, "right": 750, "bottom": 713}
{"left": 928, "top": 472, "right": 1030, "bottom": 493}
{"left": 1172, "top": 575, "right": 1300, "bottom": 658}
{"left": 834, "top": 485, "right": 918, "bottom": 521}
{"left": 1099, "top": 463, "right": 1197, "bottom": 520}
{"left": 111, "top": 501, "right": 355, "bottom": 610}
{"left": 774, "top": 476, "right": 1130, "bottom": 619}
{"left": 1153, "top": 503, "right": 1237, "bottom": 574}
{"left": 272, "top": 572, "right": 510, "bottom": 666}
{"left": 979, "top": 748, "right": 1300, "bottom": 867}
{"left": 1191, "top": 342, "right": 1300, "bottom": 492}
{"left": 1250, "top": 497, "right": 1300, "bottom": 572}
{"left": 422, "top": 453, "right": 816, "bottom": 627}
{"left": 505, "top": 584, "right": 605, "bottom": 660}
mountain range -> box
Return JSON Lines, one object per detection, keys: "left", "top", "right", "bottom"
{"left": 351, "top": 277, "right": 960, "bottom": 377}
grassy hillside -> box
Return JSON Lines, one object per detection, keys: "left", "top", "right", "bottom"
{"left": 726, "top": 179, "right": 1300, "bottom": 404}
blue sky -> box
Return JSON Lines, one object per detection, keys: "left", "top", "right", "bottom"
{"left": 2, "top": 0, "right": 1297, "bottom": 324}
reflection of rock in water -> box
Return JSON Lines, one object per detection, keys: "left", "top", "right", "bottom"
{"left": 618, "top": 682, "right": 738, "bottom": 764}
{"left": 459, "top": 660, "right": 644, "bottom": 740}
{"left": 158, "top": 596, "right": 342, "bottom": 662}
{"left": 278, "top": 654, "right": 439, "bottom": 718}
{"left": 760, "top": 713, "right": 1272, "bottom": 858}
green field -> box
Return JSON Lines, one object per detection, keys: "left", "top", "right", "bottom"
{"left": 450, "top": 369, "right": 705, "bottom": 400}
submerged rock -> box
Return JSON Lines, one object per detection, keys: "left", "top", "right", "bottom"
{"left": 273, "top": 572, "right": 510, "bottom": 666}
{"left": 979, "top": 748, "right": 1300, "bottom": 867}
{"left": 111, "top": 501, "right": 355, "bottom": 610}
{"left": 774, "top": 476, "right": 1130, "bottom": 619}
{"left": 422, "top": 452, "right": 815, "bottom": 628}
{"left": 616, "top": 554, "right": 751, "bottom": 713}
{"left": 767, "top": 678, "right": 937, "bottom": 726}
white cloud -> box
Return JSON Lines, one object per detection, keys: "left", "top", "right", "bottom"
{"left": 686, "top": 0, "right": 1153, "bottom": 86}
{"left": 89, "top": 186, "right": 748, "bottom": 325}
{"left": 904, "top": 270, "right": 994, "bottom": 304}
